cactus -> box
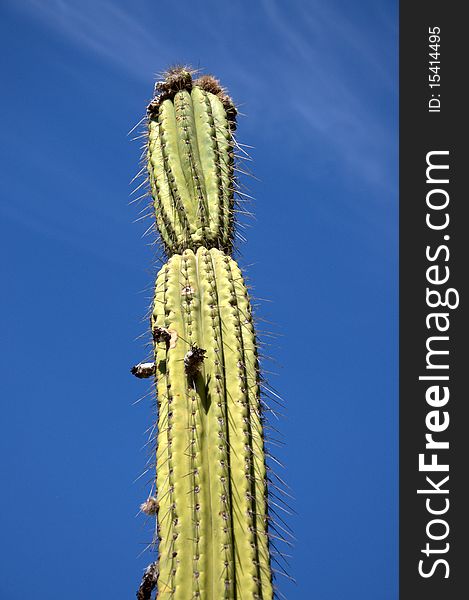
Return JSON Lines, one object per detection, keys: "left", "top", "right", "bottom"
{"left": 133, "top": 67, "right": 276, "bottom": 599}
{"left": 147, "top": 68, "right": 237, "bottom": 255}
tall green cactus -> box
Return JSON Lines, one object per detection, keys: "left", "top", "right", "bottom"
{"left": 134, "top": 67, "right": 274, "bottom": 599}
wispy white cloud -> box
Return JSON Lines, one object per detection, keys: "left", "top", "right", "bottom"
{"left": 8, "top": 0, "right": 170, "bottom": 81}
{"left": 9, "top": 0, "right": 397, "bottom": 195}
{"left": 260, "top": 0, "right": 397, "bottom": 193}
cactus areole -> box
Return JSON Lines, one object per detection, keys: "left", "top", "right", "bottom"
{"left": 133, "top": 67, "right": 274, "bottom": 599}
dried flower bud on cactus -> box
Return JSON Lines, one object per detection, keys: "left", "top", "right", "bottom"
{"left": 131, "top": 362, "right": 155, "bottom": 379}
{"left": 140, "top": 496, "right": 159, "bottom": 516}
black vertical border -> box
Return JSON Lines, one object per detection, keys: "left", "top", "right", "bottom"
{"left": 400, "top": 3, "right": 467, "bottom": 598}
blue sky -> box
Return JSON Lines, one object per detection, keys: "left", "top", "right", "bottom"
{"left": 0, "top": 1, "right": 397, "bottom": 598}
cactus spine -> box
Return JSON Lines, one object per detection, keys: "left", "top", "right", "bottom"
{"left": 136, "top": 67, "right": 274, "bottom": 599}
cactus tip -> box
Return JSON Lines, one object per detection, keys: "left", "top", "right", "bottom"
{"left": 147, "top": 66, "right": 237, "bottom": 128}
{"left": 147, "top": 65, "right": 195, "bottom": 114}
{"left": 158, "top": 64, "right": 194, "bottom": 93}
{"left": 195, "top": 74, "right": 238, "bottom": 125}
{"left": 194, "top": 74, "right": 223, "bottom": 95}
